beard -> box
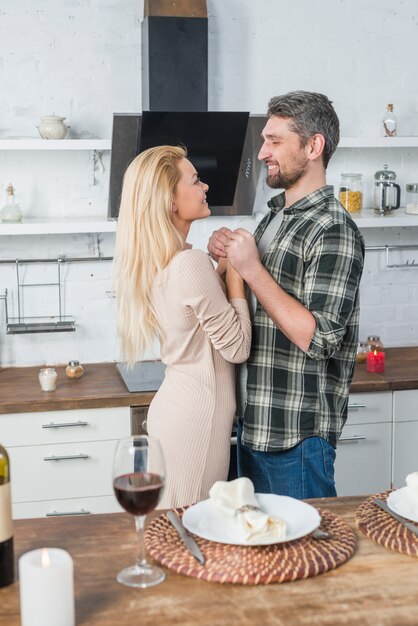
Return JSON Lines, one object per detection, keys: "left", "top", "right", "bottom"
{"left": 266, "top": 155, "right": 309, "bottom": 190}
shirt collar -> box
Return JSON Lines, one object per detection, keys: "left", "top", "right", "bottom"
{"left": 267, "top": 185, "right": 334, "bottom": 215}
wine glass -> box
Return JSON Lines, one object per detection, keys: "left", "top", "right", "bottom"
{"left": 112, "top": 435, "right": 165, "bottom": 588}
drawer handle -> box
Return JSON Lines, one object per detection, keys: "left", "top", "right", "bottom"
{"left": 347, "top": 404, "right": 366, "bottom": 410}
{"left": 338, "top": 435, "right": 366, "bottom": 443}
{"left": 46, "top": 509, "right": 91, "bottom": 517}
{"left": 230, "top": 436, "right": 237, "bottom": 445}
{"left": 42, "top": 421, "right": 89, "bottom": 429}
{"left": 43, "top": 453, "right": 91, "bottom": 461}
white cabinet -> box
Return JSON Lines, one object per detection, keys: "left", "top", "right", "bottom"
{"left": 3, "top": 407, "right": 130, "bottom": 519}
{"left": 335, "top": 392, "right": 392, "bottom": 496}
{"left": 392, "top": 390, "right": 418, "bottom": 489}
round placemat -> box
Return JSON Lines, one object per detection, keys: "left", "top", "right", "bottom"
{"left": 144, "top": 508, "right": 356, "bottom": 585}
{"left": 355, "top": 491, "right": 418, "bottom": 558}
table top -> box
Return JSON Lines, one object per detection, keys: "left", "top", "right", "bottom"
{"left": 1, "top": 496, "right": 417, "bottom": 626}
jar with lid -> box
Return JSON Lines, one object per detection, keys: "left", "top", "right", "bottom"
{"left": 65, "top": 361, "right": 84, "bottom": 379}
{"left": 367, "top": 335, "right": 384, "bottom": 352}
{"left": 339, "top": 174, "right": 363, "bottom": 213}
{"left": 405, "top": 184, "right": 418, "bottom": 215}
{"left": 356, "top": 341, "right": 371, "bottom": 364}
{"left": 0, "top": 183, "right": 22, "bottom": 223}
{"left": 373, "top": 165, "right": 401, "bottom": 215}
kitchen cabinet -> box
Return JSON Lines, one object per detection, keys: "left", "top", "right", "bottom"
{"left": 334, "top": 392, "right": 392, "bottom": 496}
{"left": 392, "top": 389, "right": 418, "bottom": 489}
{"left": 2, "top": 406, "right": 129, "bottom": 519}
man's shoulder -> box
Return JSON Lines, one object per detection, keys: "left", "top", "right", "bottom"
{"left": 307, "top": 192, "right": 361, "bottom": 235}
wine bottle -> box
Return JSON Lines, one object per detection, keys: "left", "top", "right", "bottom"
{"left": 0, "top": 443, "right": 14, "bottom": 587}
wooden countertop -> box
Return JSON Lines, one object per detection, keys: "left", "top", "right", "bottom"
{"left": 1, "top": 346, "right": 418, "bottom": 415}
{"left": 0, "top": 362, "right": 155, "bottom": 414}
{"left": 1, "top": 496, "right": 417, "bottom": 626}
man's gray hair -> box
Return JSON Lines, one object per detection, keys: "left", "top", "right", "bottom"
{"left": 267, "top": 91, "right": 340, "bottom": 168}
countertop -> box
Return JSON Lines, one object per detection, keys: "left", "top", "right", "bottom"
{"left": 1, "top": 346, "right": 418, "bottom": 415}
{"left": 1, "top": 496, "right": 417, "bottom": 626}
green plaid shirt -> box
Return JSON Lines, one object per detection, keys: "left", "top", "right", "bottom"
{"left": 242, "top": 185, "right": 365, "bottom": 452}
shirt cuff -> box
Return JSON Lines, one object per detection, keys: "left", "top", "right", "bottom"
{"left": 306, "top": 311, "right": 346, "bottom": 360}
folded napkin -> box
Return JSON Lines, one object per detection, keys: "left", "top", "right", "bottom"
{"left": 208, "top": 477, "right": 286, "bottom": 542}
{"left": 405, "top": 471, "right": 418, "bottom": 515}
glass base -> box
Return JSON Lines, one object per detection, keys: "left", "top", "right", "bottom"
{"left": 116, "top": 563, "right": 165, "bottom": 588}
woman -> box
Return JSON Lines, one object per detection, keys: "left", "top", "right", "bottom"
{"left": 114, "top": 145, "right": 251, "bottom": 508}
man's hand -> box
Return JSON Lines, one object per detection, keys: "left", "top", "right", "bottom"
{"left": 208, "top": 227, "right": 232, "bottom": 261}
{"left": 225, "top": 228, "right": 262, "bottom": 281}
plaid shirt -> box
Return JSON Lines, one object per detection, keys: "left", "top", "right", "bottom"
{"left": 242, "top": 185, "right": 365, "bottom": 451}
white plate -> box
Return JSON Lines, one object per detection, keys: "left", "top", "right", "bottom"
{"left": 387, "top": 487, "right": 418, "bottom": 523}
{"left": 182, "top": 493, "right": 321, "bottom": 546}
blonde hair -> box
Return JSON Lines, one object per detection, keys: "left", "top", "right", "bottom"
{"left": 114, "top": 145, "right": 186, "bottom": 364}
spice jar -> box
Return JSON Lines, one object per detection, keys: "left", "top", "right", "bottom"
{"left": 65, "top": 361, "right": 84, "bottom": 379}
{"left": 339, "top": 174, "right": 363, "bottom": 213}
{"left": 367, "top": 336, "right": 384, "bottom": 352}
{"left": 356, "top": 341, "right": 371, "bottom": 364}
{"left": 406, "top": 184, "right": 418, "bottom": 215}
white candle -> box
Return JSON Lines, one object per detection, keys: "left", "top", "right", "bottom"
{"left": 38, "top": 368, "right": 57, "bottom": 392}
{"left": 19, "top": 548, "right": 75, "bottom": 626}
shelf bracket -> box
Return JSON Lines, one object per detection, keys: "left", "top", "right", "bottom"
{"left": 89, "top": 150, "right": 105, "bottom": 186}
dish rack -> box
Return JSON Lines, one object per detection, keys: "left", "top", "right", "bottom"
{"left": 2, "top": 259, "right": 75, "bottom": 334}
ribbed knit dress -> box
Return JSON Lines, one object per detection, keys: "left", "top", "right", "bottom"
{"left": 147, "top": 248, "right": 251, "bottom": 509}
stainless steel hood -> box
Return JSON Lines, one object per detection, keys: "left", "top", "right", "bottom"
{"left": 108, "top": 0, "right": 264, "bottom": 218}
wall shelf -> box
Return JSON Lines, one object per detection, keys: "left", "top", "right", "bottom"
{"left": 351, "top": 208, "right": 418, "bottom": 228}
{"left": 338, "top": 137, "right": 418, "bottom": 148}
{"left": 0, "top": 139, "right": 111, "bottom": 150}
{"left": 0, "top": 217, "right": 116, "bottom": 235}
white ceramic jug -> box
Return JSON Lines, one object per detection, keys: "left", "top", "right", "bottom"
{"left": 37, "top": 115, "right": 68, "bottom": 140}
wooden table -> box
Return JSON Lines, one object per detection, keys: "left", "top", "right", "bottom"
{"left": 1, "top": 497, "right": 417, "bottom": 626}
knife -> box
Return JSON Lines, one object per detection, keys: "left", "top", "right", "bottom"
{"left": 166, "top": 510, "right": 205, "bottom": 565}
{"left": 373, "top": 498, "right": 418, "bottom": 537}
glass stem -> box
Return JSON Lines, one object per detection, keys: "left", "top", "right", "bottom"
{"left": 135, "top": 515, "right": 147, "bottom": 568}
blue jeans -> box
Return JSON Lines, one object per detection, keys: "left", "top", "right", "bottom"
{"left": 237, "top": 419, "right": 337, "bottom": 499}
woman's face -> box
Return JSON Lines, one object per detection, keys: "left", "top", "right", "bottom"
{"left": 172, "top": 158, "right": 210, "bottom": 228}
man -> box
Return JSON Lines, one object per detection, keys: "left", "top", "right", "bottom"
{"left": 208, "top": 91, "right": 365, "bottom": 499}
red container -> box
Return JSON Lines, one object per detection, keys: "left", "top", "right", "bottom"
{"left": 366, "top": 350, "right": 385, "bottom": 373}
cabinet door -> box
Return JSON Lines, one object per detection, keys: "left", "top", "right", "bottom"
{"left": 335, "top": 423, "right": 392, "bottom": 496}
{"left": 346, "top": 392, "right": 392, "bottom": 426}
{"left": 393, "top": 390, "right": 418, "bottom": 488}
{"left": 9, "top": 439, "right": 120, "bottom": 502}
{"left": 2, "top": 407, "right": 130, "bottom": 447}
{"left": 13, "top": 495, "right": 123, "bottom": 520}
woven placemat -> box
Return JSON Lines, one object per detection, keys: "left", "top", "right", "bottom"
{"left": 144, "top": 508, "right": 356, "bottom": 585}
{"left": 355, "top": 491, "right": 418, "bottom": 558}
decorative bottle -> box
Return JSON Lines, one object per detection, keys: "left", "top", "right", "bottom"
{"left": 0, "top": 443, "right": 14, "bottom": 588}
{"left": 382, "top": 104, "right": 397, "bottom": 137}
{"left": 0, "top": 184, "right": 22, "bottom": 223}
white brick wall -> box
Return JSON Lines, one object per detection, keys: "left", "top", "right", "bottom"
{"left": 1, "top": 0, "right": 418, "bottom": 366}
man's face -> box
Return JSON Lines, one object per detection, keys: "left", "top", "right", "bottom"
{"left": 258, "top": 116, "right": 310, "bottom": 189}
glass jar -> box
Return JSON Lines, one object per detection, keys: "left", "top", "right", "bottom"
{"left": 339, "top": 174, "right": 363, "bottom": 213}
{"left": 406, "top": 184, "right": 418, "bottom": 215}
{"left": 38, "top": 367, "right": 57, "bottom": 392}
{"left": 356, "top": 341, "right": 371, "bottom": 364}
{"left": 367, "top": 335, "right": 384, "bottom": 352}
{"left": 65, "top": 360, "right": 84, "bottom": 379}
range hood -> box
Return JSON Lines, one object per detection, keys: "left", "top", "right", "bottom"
{"left": 108, "top": 0, "right": 264, "bottom": 218}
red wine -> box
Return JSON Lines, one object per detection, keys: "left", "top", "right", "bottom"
{"left": 113, "top": 472, "right": 163, "bottom": 516}
{"left": 0, "top": 444, "right": 14, "bottom": 588}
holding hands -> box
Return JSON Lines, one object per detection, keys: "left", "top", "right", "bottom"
{"left": 208, "top": 227, "right": 261, "bottom": 282}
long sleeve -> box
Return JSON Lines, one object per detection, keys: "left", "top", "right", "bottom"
{"left": 176, "top": 249, "right": 251, "bottom": 364}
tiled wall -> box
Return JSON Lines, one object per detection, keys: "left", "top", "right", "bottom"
{"left": 1, "top": 0, "right": 418, "bottom": 366}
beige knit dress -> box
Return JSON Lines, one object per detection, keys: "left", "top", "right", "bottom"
{"left": 147, "top": 249, "right": 251, "bottom": 509}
